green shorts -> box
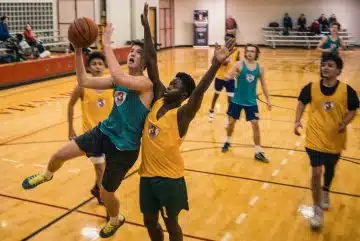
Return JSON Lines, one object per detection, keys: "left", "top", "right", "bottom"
{"left": 140, "top": 176, "right": 189, "bottom": 217}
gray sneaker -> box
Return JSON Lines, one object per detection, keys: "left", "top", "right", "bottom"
{"left": 310, "top": 205, "right": 323, "bottom": 229}
{"left": 320, "top": 190, "right": 330, "bottom": 210}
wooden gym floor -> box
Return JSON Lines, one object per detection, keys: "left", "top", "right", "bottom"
{"left": 0, "top": 48, "right": 359, "bottom": 241}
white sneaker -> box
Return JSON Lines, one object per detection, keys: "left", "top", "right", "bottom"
{"left": 209, "top": 110, "right": 215, "bottom": 121}
{"left": 310, "top": 205, "right": 323, "bottom": 229}
{"left": 320, "top": 190, "right": 330, "bottom": 210}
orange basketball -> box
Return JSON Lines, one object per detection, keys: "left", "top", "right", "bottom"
{"left": 68, "top": 17, "right": 99, "bottom": 48}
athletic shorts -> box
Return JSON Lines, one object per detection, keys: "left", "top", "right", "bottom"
{"left": 227, "top": 102, "right": 259, "bottom": 121}
{"left": 305, "top": 148, "right": 340, "bottom": 167}
{"left": 214, "top": 78, "right": 234, "bottom": 95}
{"left": 75, "top": 126, "right": 139, "bottom": 192}
{"left": 140, "top": 177, "right": 189, "bottom": 217}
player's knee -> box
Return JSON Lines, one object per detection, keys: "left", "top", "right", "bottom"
{"left": 143, "top": 215, "right": 159, "bottom": 230}
{"left": 100, "top": 186, "right": 115, "bottom": 199}
{"left": 312, "top": 167, "right": 322, "bottom": 179}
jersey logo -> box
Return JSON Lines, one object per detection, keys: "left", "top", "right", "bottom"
{"left": 148, "top": 123, "right": 160, "bottom": 138}
{"left": 246, "top": 74, "right": 255, "bottom": 83}
{"left": 96, "top": 98, "right": 106, "bottom": 108}
{"left": 323, "top": 101, "right": 334, "bottom": 111}
{"left": 114, "top": 91, "right": 127, "bottom": 106}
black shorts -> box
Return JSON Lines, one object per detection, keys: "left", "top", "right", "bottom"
{"left": 305, "top": 148, "right": 340, "bottom": 167}
{"left": 214, "top": 78, "right": 235, "bottom": 94}
{"left": 140, "top": 177, "right": 189, "bottom": 218}
{"left": 75, "top": 126, "right": 139, "bottom": 192}
{"left": 227, "top": 102, "right": 259, "bottom": 121}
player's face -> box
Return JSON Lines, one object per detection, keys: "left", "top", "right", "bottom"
{"left": 127, "top": 45, "right": 145, "bottom": 70}
{"left": 88, "top": 58, "right": 105, "bottom": 77}
{"left": 321, "top": 60, "right": 340, "bottom": 78}
{"left": 245, "top": 46, "right": 257, "bottom": 61}
{"left": 164, "top": 78, "right": 186, "bottom": 103}
{"left": 330, "top": 25, "right": 339, "bottom": 34}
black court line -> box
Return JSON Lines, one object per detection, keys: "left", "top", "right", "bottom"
{"left": 184, "top": 168, "right": 360, "bottom": 198}
{"left": 183, "top": 140, "right": 360, "bottom": 163}
{"left": 269, "top": 94, "right": 297, "bottom": 99}
{"left": 20, "top": 169, "right": 139, "bottom": 240}
{"left": 257, "top": 93, "right": 296, "bottom": 111}
{"left": 74, "top": 210, "right": 216, "bottom": 241}
{"left": 0, "top": 115, "right": 81, "bottom": 145}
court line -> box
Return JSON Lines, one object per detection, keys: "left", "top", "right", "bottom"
{"left": 19, "top": 169, "right": 139, "bottom": 241}
{"left": 0, "top": 115, "right": 81, "bottom": 146}
{"left": 184, "top": 168, "right": 360, "bottom": 198}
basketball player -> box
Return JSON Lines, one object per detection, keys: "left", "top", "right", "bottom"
{"left": 317, "top": 22, "right": 345, "bottom": 56}
{"left": 22, "top": 25, "right": 153, "bottom": 238}
{"left": 140, "top": 4, "right": 235, "bottom": 241}
{"left": 67, "top": 51, "right": 113, "bottom": 204}
{"left": 295, "top": 53, "right": 359, "bottom": 229}
{"left": 221, "top": 44, "right": 272, "bottom": 163}
{"left": 208, "top": 33, "right": 240, "bottom": 121}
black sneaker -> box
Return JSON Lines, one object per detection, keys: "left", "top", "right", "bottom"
{"left": 99, "top": 216, "right": 126, "bottom": 238}
{"left": 91, "top": 185, "right": 104, "bottom": 205}
{"left": 254, "top": 152, "right": 270, "bottom": 163}
{"left": 222, "top": 142, "right": 231, "bottom": 152}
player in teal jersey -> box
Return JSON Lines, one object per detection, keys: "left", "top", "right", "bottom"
{"left": 221, "top": 44, "right": 272, "bottom": 162}
{"left": 317, "top": 22, "right": 345, "bottom": 56}
{"left": 22, "top": 25, "right": 154, "bottom": 238}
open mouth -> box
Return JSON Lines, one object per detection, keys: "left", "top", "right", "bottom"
{"left": 129, "top": 58, "right": 135, "bottom": 64}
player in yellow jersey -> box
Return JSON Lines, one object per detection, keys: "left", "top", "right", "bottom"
{"left": 67, "top": 51, "right": 113, "bottom": 204}
{"left": 140, "top": 4, "right": 235, "bottom": 240}
{"left": 208, "top": 33, "right": 240, "bottom": 121}
{"left": 295, "top": 53, "right": 359, "bottom": 229}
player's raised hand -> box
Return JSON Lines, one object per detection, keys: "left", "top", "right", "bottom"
{"left": 141, "top": 2, "right": 149, "bottom": 26}
{"left": 213, "top": 38, "right": 236, "bottom": 65}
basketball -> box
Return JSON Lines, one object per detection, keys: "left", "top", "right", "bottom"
{"left": 68, "top": 17, "right": 99, "bottom": 48}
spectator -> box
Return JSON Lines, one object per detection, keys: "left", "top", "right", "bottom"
{"left": 310, "top": 19, "right": 321, "bottom": 35}
{"left": 328, "top": 13, "right": 338, "bottom": 26}
{"left": 297, "top": 13, "right": 307, "bottom": 31}
{"left": 23, "top": 24, "right": 38, "bottom": 46}
{"left": 318, "top": 14, "right": 329, "bottom": 32}
{"left": 0, "top": 16, "right": 11, "bottom": 41}
{"left": 15, "top": 33, "right": 34, "bottom": 58}
{"left": 283, "top": 13, "right": 293, "bottom": 30}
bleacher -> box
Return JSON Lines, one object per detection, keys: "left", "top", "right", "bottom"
{"left": 263, "top": 27, "right": 356, "bottom": 49}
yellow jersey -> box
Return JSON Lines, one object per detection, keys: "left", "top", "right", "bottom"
{"left": 305, "top": 81, "right": 348, "bottom": 153}
{"left": 139, "top": 99, "right": 184, "bottom": 178}
{"left": 215, "top": 49, "right": 239, "bottom": 80}
{"left": 81, "top": 88, "right": 113, "bottom": 132}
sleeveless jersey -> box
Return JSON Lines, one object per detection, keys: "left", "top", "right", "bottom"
{"left": 232, "top": 61, "right": 260, "bottom": 106}
{"left": 305, "top": 81, "right": 348, "bottom": 153}
{"left": 139, "top": 99, "right": 184, "bottom": 178}
{"left": 100, "top": 85, "right": 149, "bottom": 150}
{"left": 81, "top": 88, "right": 113, "bottom": 132}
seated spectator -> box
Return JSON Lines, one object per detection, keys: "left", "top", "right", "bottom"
{"left": 283, "top": 13, "right": 293, "bottom": 30}
{"left": 328, "top": 13, "right": 338, "bottom": 26}
{"left": 310, "top": 20, "right": 321, "bottom": 35}
{"left": 318, "top": 14, "right": 329, "bottom": 32}
{"left": 15, "top": 33, "right": 35, "bottom": 58}
{"left": 24, "top": 24, "right": 40, "bottom": 46}
{"left": 0, "top": 16, "right": 11, "bottom": 41}
{"left": 297, "top": 13, "right": 307, "bottom": 31}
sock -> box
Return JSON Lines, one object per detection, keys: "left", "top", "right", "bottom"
{"left": 255, "top": 145, "right": 262, "bottom": 154}
{"left": 109, "top": 216, "right": 120, "bottom": 225}
{"left": 44, "top": 169, "right": 53, "bottom": 180}
{"left": 226, "top": 136, "right": 231, "bottom": 143}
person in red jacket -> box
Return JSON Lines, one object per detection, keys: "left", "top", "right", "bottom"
{"left": 23, "top": 24, "right": 38, "bottom": 46}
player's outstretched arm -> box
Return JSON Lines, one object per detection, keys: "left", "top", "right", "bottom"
{"left": 177, "top": 38, "right": 236, "bottom": 130}
{"left": 141, "top": 2, "right": 165, "bottom": 100}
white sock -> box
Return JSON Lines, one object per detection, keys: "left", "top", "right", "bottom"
{"left": 44, "top": 169, "right": 53, "bottom": 180}
{"left": 255, "top": 145, "right": 262, "bottom": 154}
{"left": 226, "top": 136, "right": 231, "bottom": 143}
{"left": 110, "top": 216, "right": 120, "bottom": 225}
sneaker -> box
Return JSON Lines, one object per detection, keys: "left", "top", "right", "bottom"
{"left": 310, "top": 205, "right": 323, "bottom": 229}
{"left": 91, "top": 185, "right": 104, "bottom": 205}
{"left": 254, "top": 152, "right": 270, "bottom": 163}
{"left": 209, "top": 110, "right": 215, "bottom": 121}
{"left": 320, "top": 190, "right": 330, "bottom": 210}
{"left": 22, "top": 173, "right": 52, "bottom": 190}
{"left": 222, "top": 142, "right": 231, "bottom": 152}
{"left": 99, "top": 216, "right": 126, "bottom": 238}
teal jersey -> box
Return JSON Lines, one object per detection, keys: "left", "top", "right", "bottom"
{"left": 232, "top": 61, "right": 260, "bottom": 106}
{"left": 100, "top": 85, "right": 149, "bottom": 150}
{"left": 322, "top": 35, "right": 340, "bottom": 54}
